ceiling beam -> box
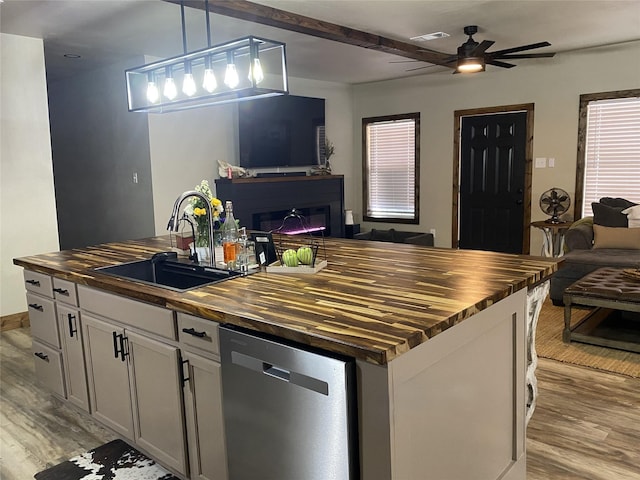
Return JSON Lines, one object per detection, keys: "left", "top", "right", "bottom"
{"left": 164, "top": 0, "right": 455, "bottom": 68}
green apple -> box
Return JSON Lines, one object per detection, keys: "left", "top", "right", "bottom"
{"left": 296, "top": 246, "right": 313, "bottom": 265}
{"left": 282, "top": 249, "right": 299, "bottom": 267}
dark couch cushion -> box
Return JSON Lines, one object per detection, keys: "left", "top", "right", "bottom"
{"left": 600, "top": 197, "right": 638, "bottom": 209}
{"left": 369, "top": 228, "right": 395, "bottom": 242}
{"left": 592, "top": 202, "right": 628, "bottom": 227}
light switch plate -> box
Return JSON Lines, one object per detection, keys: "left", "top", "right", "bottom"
{"left": 535, "top": 157, "right": 547, "bottom": 168}
{"left": 548, "top": 157, "right": 555, "bottom": 168}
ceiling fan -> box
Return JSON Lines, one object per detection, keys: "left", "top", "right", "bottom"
{"left": 395, "top": 25, "right": 555, "bottom": 73}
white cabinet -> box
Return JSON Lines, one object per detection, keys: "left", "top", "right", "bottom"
{"left": 79, "top": 286, "right": 188, "bottom": 476}
{"left": 179, "top": 313, "right": 228, "bottom": 480}
{"left": 24, "top": 270, "right": 66, "bottom": 398}
{"left": 55, "top": 277, "right": 90, "bottom": 412}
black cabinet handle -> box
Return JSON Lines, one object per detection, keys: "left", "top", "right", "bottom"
{"left": 28, "top": 303, "right": 43, "bottom": 312}
{"left": 182, "top": 327, "right": 207, "bottom": 338}
{"left": 67, "top": 313, "right": 77, "bottom": 338}
{"left": 113, "top": 331, "right": 121, "bottom": 359}
{"left": 180, "top": 359, "right": 190, "bottom": 387}
{"left": 120, "top": 335, "right": 129, "bottom": 361}
{"left": 53, "top": 287, "right": 69, "bottom": 296}
{"left": 34, "top": 352, "right": 49, "bottom": 362}
{"left": 26, "top": 279, "right": 41, "bottom": 286}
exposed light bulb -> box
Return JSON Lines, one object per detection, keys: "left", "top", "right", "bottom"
{"left": 146, "top": 81, "right": 159, "bottom": 103}
{"left": 182, "top": 73, "right": 197, "bottom": 96}
{"left": 224, "top": 63, "right": 239, "bottom": 88}
{"left": 203, "top": 68, "right": 217, "bottom": 92}
{"left": 163, "top": 77, "right": 177, "bottom": 100}
{"left": 248, "top": 58, "right": 264, "bottom": 84}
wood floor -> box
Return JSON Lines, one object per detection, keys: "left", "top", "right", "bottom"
{"left": 2, "top": 327, "right": 639, "bottom": 479}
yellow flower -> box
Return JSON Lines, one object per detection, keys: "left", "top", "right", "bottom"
{"left": 193, "top": 207, "right": 206, "bottom": 216}
{"left": 212, "top": 198, "right": 222, "bottom": 207}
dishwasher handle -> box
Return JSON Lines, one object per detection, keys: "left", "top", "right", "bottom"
{"left": 263, "top": 363, "right": 290, "bottom": 382}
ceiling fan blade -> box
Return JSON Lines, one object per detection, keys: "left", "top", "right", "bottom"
{"left": 488, "top": 41, "right": 552, "bottom": 56}
{"left": 470, "top": 40, "right": 495, "bottom": 56}
{"left": 389, "top": 60, "right": 422, "bottom": 63}
{"left": 491, "top": 52, "right": 556, "bottom": 59}
{"left": 406, "top": 64, "right": 445, "bottom": 72}
{"left": 486, "top": 59, "right": 516, "bottom": 69}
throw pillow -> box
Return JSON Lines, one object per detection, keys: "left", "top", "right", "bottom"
{"left": 622, "top": 205, "right": 640, "bottom": 228}
{"left": 599, "top": 197, "right": 638, "bottom": 209}
{"left": 592, "top": 202, "right": 629, "bottom": 227}
{"left": 593, "top": 224, "right": 640, "bottom": 249}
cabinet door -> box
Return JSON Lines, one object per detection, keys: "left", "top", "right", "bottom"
{"left": 83, "top": 314, "right": 134, "bottom": 439}
{"left": 57, "top": 304, "right": 89, "bottom": 412}
{"left": 183, "top": 351, "right": 228, "bottom": 480}
{"left": 128, "top": 331, "right": 187, "bottom": 475}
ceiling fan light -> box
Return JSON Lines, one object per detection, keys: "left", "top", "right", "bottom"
{"left": 457, "top": 57, "right": 484, "bottom": 73}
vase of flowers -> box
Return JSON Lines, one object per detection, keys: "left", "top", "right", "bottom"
{"left": 184, "top": 180, "right": 224, "bottom": 260}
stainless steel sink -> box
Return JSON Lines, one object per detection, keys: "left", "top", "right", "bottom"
{"left": 94, "top": 252, "right": 242, "bottom": 292}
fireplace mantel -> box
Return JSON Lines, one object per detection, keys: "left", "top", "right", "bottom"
{"left": 215, "top": 175, "right": 345, "bottom": 237}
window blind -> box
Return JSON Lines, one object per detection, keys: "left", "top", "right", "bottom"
{"left": 582, "top": 96, "right": 640, "bottom": 217}
{"left": 365, "top": 117, "right": 416, "bottom": 219}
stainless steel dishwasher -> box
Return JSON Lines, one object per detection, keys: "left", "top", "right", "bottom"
{"left": 219, "top": 325, "right": 359, "bottom": 480}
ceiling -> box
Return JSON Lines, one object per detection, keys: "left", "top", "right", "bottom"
{"left": 1, "top": 0, "right": 639, "bottom": 84}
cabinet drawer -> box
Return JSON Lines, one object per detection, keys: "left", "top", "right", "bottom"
{"left": 177, "top": 313, "right": 220, "bottom": 356}
{"left": 32, "top": 340, "right": 66, "bottom": 398}
{"left": 23, "top": 270, "right": 53, "bottom": 298}
{"left": 53, "top": 278, "right": 78, "bottom": 306}
{"left": 27, "top": 292, "right": 59, "bottom": 348}
{"left": 78, "top": 285, "right": 175, "bottom": 340}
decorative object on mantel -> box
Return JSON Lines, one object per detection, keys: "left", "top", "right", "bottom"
{"left": 217, "top": 159, "right": 253, "bottom": 178}
{"left": 267, "top": 209, "right": 327, "bottom": 273}
{"left": 34, "top": 439, "right": 179, "bottom": 480}
{"left": 183, "top": 180, "right": 224, "bottom": 261}
{"left": 125, "top": 0, "right": 288, "bottom": 113}
{"left": 311, "top": 137, "right": 335, "bottom": 176}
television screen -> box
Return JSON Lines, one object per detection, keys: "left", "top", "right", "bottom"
{"left": 238, "top": 95, "right": 325, "bottom": 169}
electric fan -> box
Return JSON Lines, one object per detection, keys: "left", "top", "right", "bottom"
{"left": 539, "top": 188, "right": 571, "bottom": 223}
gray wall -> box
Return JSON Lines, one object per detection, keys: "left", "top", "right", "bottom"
{"left": 48, "top": 57, "right": 155, "bottom": 249}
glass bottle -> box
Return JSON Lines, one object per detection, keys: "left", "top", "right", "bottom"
{"left": 221, "top": 201, "right": 239, "bottom": 269}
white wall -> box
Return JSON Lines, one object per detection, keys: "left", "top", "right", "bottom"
{"left": 1, "top": 33, "right": 59, "bottom": 316}
{"left": 352, "top": 41, "right": 640, "bottom": 251}
{"left": 148, "top": 77, "right": 353, "bottom": 234}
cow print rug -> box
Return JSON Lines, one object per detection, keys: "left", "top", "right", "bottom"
{"left": 34, "top": 439, "right": 179, "bottom": 480}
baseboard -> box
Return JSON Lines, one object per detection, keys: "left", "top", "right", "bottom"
{"left": 1, "top": 311, "right": 30, "bottom": 332}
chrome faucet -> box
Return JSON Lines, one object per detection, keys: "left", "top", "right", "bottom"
{"left": 167, "top": 191, "right": 216, "bottom": 267}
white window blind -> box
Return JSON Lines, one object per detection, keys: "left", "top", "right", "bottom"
{"left": 365, "top": 117, "right": 417, "bottom": 220}
{"left": 582, "top": 96, "right": 640, "bottom": 217}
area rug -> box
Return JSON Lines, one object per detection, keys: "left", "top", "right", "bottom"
{"left": 34, "top": 439, "right": 179, "bottom": 480}
{"left": 536, "top": 298, "right": 640, "bottom": 378}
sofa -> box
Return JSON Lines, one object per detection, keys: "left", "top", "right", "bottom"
{"left": 549, "top": 197, "right": 640, "bottom": 305}
{"left": 354, "top": 228, "right": 435, "bottom": 246}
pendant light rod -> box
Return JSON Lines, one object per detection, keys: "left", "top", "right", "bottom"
{"left": 205, "top": 0, "right": 212, "bottom": 47}
{"left": 180, "top": 0, "right": 188, "bottom": 54}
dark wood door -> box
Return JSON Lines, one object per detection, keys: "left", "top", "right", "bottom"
{"left": 459, "top": 112, "right": 527, "bottom": 253}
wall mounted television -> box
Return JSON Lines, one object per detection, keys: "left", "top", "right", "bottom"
{"left": 238, "top": 95, "right": 325, "bottom": 169}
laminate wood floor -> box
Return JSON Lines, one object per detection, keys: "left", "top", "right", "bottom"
{"left": 1, "top": 327, "right": 639, "bottom": 479}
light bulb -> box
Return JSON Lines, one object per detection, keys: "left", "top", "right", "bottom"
{"left": 203, "top": 68, "right": 217, "bottom": 92}
{"left": 146, "top": 81, "right": 159, "bottom": 103}
{"left": 224, "top": 63, "right": 239, "bottom": 88}
{"left": 182, "top": 73, "right": 197, "bottom": 96}
{"left": 163, "top": 77, "right": 177, "bottom": 100}
{"left": 248, "top": 58, "right": 264, "bottom": 84}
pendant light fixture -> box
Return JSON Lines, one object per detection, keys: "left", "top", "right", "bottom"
{"left": 126, "top": 0, "right": 288, "bottom": 113}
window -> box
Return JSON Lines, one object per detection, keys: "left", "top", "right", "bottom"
{"left": 576, "top": 90, "right": 640, "bottom": 218}
{"left": 363, "top": 113, "right": 420, "bottom": 223}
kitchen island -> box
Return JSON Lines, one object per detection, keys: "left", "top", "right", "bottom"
{"left": 15, "top": 236, "right": 561, "bottom": 480}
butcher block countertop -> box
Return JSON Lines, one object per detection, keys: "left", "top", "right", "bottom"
{"left": 14, "top": 236, "right": 561, "bottom": 365}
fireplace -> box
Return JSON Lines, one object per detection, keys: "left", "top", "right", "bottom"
{"left": 254, "top": 206, "right": 330, "bottom": 236}
{"left": 215, "top": 175, "right": 344, "bottom": 237}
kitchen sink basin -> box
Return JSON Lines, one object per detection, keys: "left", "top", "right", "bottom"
{"left": 94, "top": 252, "right": 242, "bottom": 291}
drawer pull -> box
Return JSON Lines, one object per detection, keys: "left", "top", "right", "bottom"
{"left": 68, "top": 313, "right": 78, "bottom": 338}
{"left": 54, "top": 287, "right": 69, "bottom": 296}
{"left": 112, "top": 332, "right": 129, "bottom": 362}
{"left": 34, "top": 352, "right": 49, "bottom": 362}
{"left": 26, "top": 279, "right": 41, "bottom": 287}
{"left": 180, "top": 359, "right": 190, "bottom": 387}
{"left": 28, "top": 303, "right": 44, "bottom": 312}
{"left": 182, "top": 327, "right": 207, "bottom": 338}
